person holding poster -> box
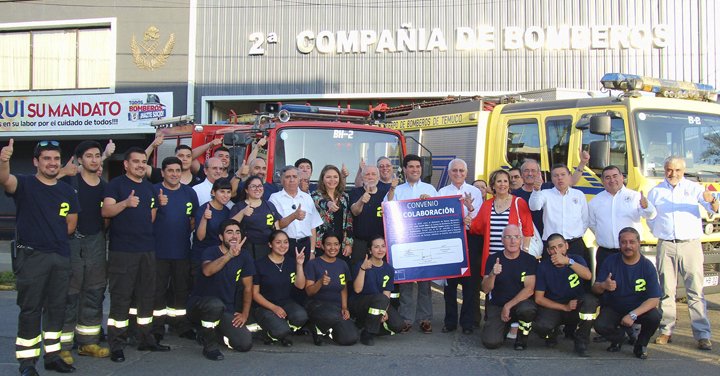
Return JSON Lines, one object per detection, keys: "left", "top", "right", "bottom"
{"left": 438, "top": 159, "right": 482, "bottom": 335}
{"left": 384, "top": 154, "right": 437, "bottom": 334}
{"left": 481, "top": 225, "right": 537, "bottom": 350}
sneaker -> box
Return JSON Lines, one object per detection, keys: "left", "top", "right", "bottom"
{"left": 419, "top": 321, "right": 433, "bottom": 334}
{"left": 400, "top": 322, "right": 412, "bottom": 334}
{"left": 59, "top": 350, "right": 73, "bottom": 365}
{"left": 78, "top": 344, "right": 110, "bottom": 358}
{"left": 698, "top": 338, "right": 713, "bottom": 351}
{"left": 441, "top": 326, "right": 456, "bottom": 333}
{"left": 655, "top": 334, "right": 672, "bottom": 345}
{"left": 360, "top": 330, "right": 374, "bottom": 346}
{"left": 514, "top": 339, "right": 527, "bottom": 351}
{"left": 203, "top": 348, "right": 224, "bottom": 361}
{"left": 633, "top": 344, "right": 648, "bottom": 359}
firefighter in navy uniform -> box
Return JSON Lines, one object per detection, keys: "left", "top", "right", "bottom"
{"left": 58, "top": 141, "right": 113, "bottom": 364}
{"left": 533, "top": 233, "right": 599, "bottom": 357}
{"left": 0, "top": 140, "right": 80, "bottom": 375}
{"left": 151, "top": 157, "right": 199, "bottom": 342}
{"left": 187, "top": 219, "right": 256, "bottom": 360}
{"left": 102, "top": 147, "right": 170, "bottom": 363}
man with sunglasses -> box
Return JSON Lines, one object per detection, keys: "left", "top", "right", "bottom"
{"left": 1, "top": 140, "right": 80, "bottom": 375}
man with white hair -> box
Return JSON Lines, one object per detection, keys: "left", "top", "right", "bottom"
{"left": 193, "top": 158, "right": 232, "bottom": 209}
{"left": 647, "top": 156, "right": 716, "bottom": 350}
{"left": 438, "top": 159, "right": 482, "bottom": 334}
{"left": 349, "top": 165, "right": 388, "bottom": 273}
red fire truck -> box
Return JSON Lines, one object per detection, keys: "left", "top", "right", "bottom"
{"left": 151, "top": 103, "right": 432, "bottom": 186}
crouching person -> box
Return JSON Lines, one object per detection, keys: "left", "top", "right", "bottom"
{"left": 593, "top": 227, "right": 661, "bottom": 360}
{"left": 187, "top": 219, "right": 255, "bottom": 360}
{"left": 348, "top": 236, "right": 406, "bottom": 346}
{"left": 481, "top": 225, "right": 538, "bottom": 350}
{"left": 253, "top": 230, "right": 308, "bottom": 346}
{"left": 533, "top": 234, "right": 599, "bottom": 357}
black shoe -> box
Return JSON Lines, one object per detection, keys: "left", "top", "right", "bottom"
{"left": 360, "top": 330, "right": 375, "bottom": 346}
{"left": 607, "top": 335, "right": 628, "bottom": 352}
{"left": 110, "top": 350, "right": 125, "bottom": 362}
{"left": 462, "top": 328, "right": 473, "bottom": 335}
{"left": 203, "top": 349, "right": 224, "bottom": 361}
{"left": 195, "top": 331, "right": 205, "bottom": 346}
{"left": 280, "top": 338, "right": 293, "bottom": 347}
{"left": 593, "top": 336, "right": 608, "bottom": 343}
{"left": 312, "top": 332, "right": 326, "bottom": 346}
{"left": 633, "top": 344, "right": 648, "bottom": 359}
{"left": 153, "top": 333, "right": 163, "bottom": 344}
{"left": 21, "top": 367, "right": 39, "bottom": 376}
{"left": 179, "top": 329, "right": 197, "bottom": 341}
{"left": 138, "top": 343, "right": 171, "bottom": 352}
{"left": 263, "top": 332, "right": 276, "bottom": 346}
{"left": 545, "top": 337, "right": 558, "bottom": 348}
{"left": 44, "top": 359, "right": 76, "bottom": 373}
{"left": 574, "top": 341, "right": 590, "bottom": 357}
{"left": 441, "top": 326, "right": 456, "bottom": 333}
{"left": 514, "top": 340, "right": 528, "bottom": 351}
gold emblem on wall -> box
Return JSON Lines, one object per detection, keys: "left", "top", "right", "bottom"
{"left": 131, "top": 26, "right": 175, "bottom": 71}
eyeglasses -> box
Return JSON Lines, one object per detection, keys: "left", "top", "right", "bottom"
{"left": 247, "top": 184, "right": 263, "bottom": 190}
{"left": 37, "top": 141, "right": 59, "bottom": 147}
{"left": 503, "top": 235, "right": 522, "bottom": 240}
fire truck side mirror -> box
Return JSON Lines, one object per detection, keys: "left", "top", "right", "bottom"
{"left": 589, "top": 115, "right": 611, "bottom": 135}
{"left": 588, "top": 140, "right": 610, "bottom": 170}
{"left": 223, "top": 131, "right": 247, "bottom": 146}
{"left": 421, "top": 156, "right": 433, "bottom": 184}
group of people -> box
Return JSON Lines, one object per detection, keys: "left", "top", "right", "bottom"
{"left": 2, "top": 135, "right": 714, "bottom": 376}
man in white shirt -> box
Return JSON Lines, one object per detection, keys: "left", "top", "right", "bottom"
{"left": 529, "top": 163, "right": 589, "bottom": 265}
{"left": 589, "top": 165, "right": 657, "bottom": 274}
{"left": 646, "top": 156, "right": 716, "bottom": 350}
{"left": 438, "top": 159, "right": 482, "bottom": 334}
{"left": 193, "top": 157, "right": 233, "bottom": 209}
{"left": 269, "top": 166, "right": 322, "bottom": 263}
{"left": 384, "top": 154, "right": 437, "bottom": 333}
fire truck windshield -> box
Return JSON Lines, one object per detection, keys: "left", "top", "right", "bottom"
{"left": 636, "top": 109, "right": 720, "bottom": 177}
{"left": 273, "top": 127, "right": 402, "bottom": 183}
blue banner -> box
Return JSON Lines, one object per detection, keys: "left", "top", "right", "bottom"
{"left": 382, "top": 195, "right": 469, "bottom": 283}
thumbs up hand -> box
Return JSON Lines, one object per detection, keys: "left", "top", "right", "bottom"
{"left": 293, "top": 203, "right": 306, "bottom": 221}
{"left": 321, "top": 270, "right": 331, "bottom": 285}
{"left": 492, "top": 257, "right": 502, "bottom": 276}
{"left": 126, "top": 190, "right": 139, "bottom": 208}
{"left": 359, "top": 157, "right": 366, "bottom": 171}
{"left": 60, "top": 156, "right": 79, "bottom": 177}
{"left": 328, "top": 198, "right": 340, "bottom": 213}
{"left": 103, "top": 139, "right": 115, "bottom": 158}
{"left": 0, "top": 139, "right": 12, "bottom": 162}
{"left": 604, "top": 273, "right": 617, "bottom": 291}
{"left": 360, "top": 254, "right": 372, "bottom": 271}
{"left": 703, "top": 189, "right": 716, "bottom": 205}
{"left": 158, "top": 188, "right": 168, "bottom": 206}
{"left": 239, "top": 158, "right": 249, "bottom": 177}
{"left": 204, "top": 203, "right": 213, "bottom": 220}
{"left": 639, "top": 191, "right": 648, "bottom": 209}
{"left": 341, "top": 163, "right": 349, "bottom": 178}
{"left": 391, "top": 174, "right": 399, "bottom": 189}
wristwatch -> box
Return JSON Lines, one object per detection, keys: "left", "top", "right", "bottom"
{"left": 629, "top": 311, "right": 638, "bottom": 321}
{"left": 567, "top": 258, "right": 575, "bottom": 267}
{"left": 310, "top": 249, "right": 316, "bottom": 255}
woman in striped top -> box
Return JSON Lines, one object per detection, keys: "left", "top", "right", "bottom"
{"left": 469, "top": 169, "right": 534, "bottom": 278}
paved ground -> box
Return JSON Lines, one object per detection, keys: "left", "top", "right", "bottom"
{"left": 0, "top": 242, "right": 718, "bottom": 375}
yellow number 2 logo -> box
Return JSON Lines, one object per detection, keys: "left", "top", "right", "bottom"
{"left": 382, "top": 275, "right": 390, "bottom": 288}
{"left": 339, "top": 274, "right": 346, "bottom": 286}
{"left": 635, "top": 279, "right": 647, "bottom": 292}
{"left": 236, "top": 269, "right": 242, "bottom": 282}
{"left": 290, "top": 272, "right": 296, "bottom": 283}
{"left": 520, "top": 271, "right": 526, "bottom": 282}
{"left": 568, "top": 273, "right": 580, "bottom": 288}
{"left": 186, "top": 202, "right": 193, "bottom": 215}
{"left": 59, "top": 202, "right": 70, "bottom": 217}
{"left": 266, "top": 214, "right": 275, "bottom": 226}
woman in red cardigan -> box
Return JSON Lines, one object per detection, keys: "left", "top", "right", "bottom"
{"left": 469, "top": 169, "right": 534, "bottom": 277}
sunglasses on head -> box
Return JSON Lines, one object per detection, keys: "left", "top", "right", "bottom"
{"left": 37, "top": 141, "right": 59, "bottom": 147}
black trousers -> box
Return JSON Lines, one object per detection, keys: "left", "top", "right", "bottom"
{"left": 595, "top": 306, "right": 661, "bottom": 347}
{"left": 287, "top": 238, "right": 312, "bottom": 264}
{"left": 445, "top": 232, "right": 480, "bottom": 330}
{"left": 350, "top": 238, "right": 371, "bottom": 279}
{"left": 152, "top": 258, "right": 192, "bottom": 337}
{"left": 62, "top": 232, "right": 107, "bottom": 350}
{"left": 305, "top": 300, "right": 358, "bottom": 345}
{"left": 254, "top": 302, "right": 308, "bottom": 341}
{"left": 533, "top": 294, "right": 599, "bottom": 344}
{"left": 187, "top": 296, "right": 253, "bottom": 353}
{"left": 15, "top": 250, "right": 71, "bottom": 373}
{"left": 348, "top": 294, "right": 406, "bottom": 335}
{"left": 481, "top": 299, "right": 537, "bottom": 349}
{"left": 107, "top": 251, "right": 157, "bottom": 351}
{"left": 248, "top": 242, "right": 272, "bottom": 261}
{"left": 595, "top": 246, "right": 620, "bottom": 276}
